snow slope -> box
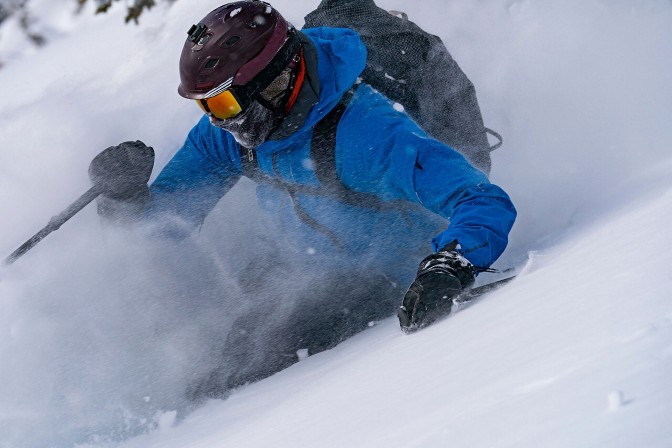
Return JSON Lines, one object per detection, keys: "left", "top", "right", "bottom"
{"left": 0, "top": 0, "right": 671, "bottom": 447}
{"left": 119, "top": 187, "right": 672, "bottom": 448}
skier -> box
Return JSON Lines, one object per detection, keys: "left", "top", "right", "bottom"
{"left": 88, "top": 1, "right": 516, "bottom": 392}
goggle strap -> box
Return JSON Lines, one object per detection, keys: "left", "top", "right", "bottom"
{"left": 198, "top": 99, "right": 213, "bottom": 115}
{"left": 237, "top": 29, "right": 302, "bottom": 101}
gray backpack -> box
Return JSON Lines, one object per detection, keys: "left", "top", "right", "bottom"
{"left": 303, "top": 0, "right": 500, "bottom": 175}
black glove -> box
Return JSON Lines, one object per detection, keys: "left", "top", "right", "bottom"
{"left": 398, "top": 242, "right": 476, "bottom": 333}
{"left": 88, "top": 140, "right": 154, "bottom": 221}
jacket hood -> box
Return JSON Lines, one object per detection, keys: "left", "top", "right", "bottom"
{"left": 255, "top": 26, "right": 367, "bottom": 154}
{"left": 302, "top": 27, "right": 367, "bottom": 116}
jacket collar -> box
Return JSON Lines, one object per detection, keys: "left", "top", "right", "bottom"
{"left": 269, "top": 32, "right": 321, "bottom": 142}
{"left": 255, "top": 27, "right": 367, "bottom": 154}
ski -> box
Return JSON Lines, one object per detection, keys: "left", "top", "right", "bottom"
{"left": 451, "top": 275, "right": 516, "bottom": 311}
{"left": 401, "top": 275, "right": 516, "bottom": 334}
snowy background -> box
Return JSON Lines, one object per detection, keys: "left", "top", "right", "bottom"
{"left": 0, "top": 0, "right": 671, "bottom": 447}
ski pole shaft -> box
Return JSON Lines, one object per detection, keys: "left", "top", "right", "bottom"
{"left": 4, "top": 185, "right": 103, "bottom": 265}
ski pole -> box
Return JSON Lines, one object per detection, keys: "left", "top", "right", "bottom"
{"left": 4, "top": 185, "right": 103, "bottom": 265}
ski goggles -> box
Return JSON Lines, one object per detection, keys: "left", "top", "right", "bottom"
{"left": 196, "top": 89, "right": 244, "bottom": 120}
{"left": 195, "top": 30, "right": 302, "bottom": 121}
{"left": 195, "top": 68, "right": 293, "bottom": 121}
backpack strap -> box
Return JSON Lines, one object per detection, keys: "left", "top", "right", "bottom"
{"left": 310, "top": 88, "right": 354, "bottom": 191}
{"left": 236, "top": 88, "right": 355, "bottom": 186}
{"left": 238, "top": 87, "right": 413, "bottom": 250}
{"left": 485, "top": 128, "right": 503, "bottom": 152}
{"left": 310, "top": 87, "right": 392, "bottom": 210}
{"left": 310, "top": 88, "right": 412, "bottom": 214}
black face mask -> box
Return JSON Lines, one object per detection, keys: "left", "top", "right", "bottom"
{"left": 210, "top": 67, "right": 294, "bottom": 148}
{"left": 210, "top": 99, "right": 285, "bottom": 149}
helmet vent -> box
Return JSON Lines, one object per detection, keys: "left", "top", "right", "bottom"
{"left": 248, "top": 15, "right": 267, "bottom": 29}
{"left": 225, "top": 35, "right": 241, "bottom": 46}
{"left": 204, "top": 59, "right": 219, "bottom": 70}
{"left": 197, "top": 34, "right": 211, "bottom": 46}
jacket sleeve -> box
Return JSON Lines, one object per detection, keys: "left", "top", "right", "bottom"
{"left": 146, "top": 115, "right": 242, "bottom": 237}
{"left": 413, "top": 142, "right": 517, "bottom": 269}
{"left": 337, "top": 86, "right": 516, "bottom": 268}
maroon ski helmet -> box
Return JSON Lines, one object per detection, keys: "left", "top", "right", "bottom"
{"left": 178, "top": 1, "right": 292, "bottom": 100}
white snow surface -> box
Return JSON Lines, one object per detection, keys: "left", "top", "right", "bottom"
{"left": 0, "top": 0, "right": 671, "bottom": 447}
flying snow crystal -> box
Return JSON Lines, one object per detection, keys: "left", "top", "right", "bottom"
{"left": 296, "top": 349, "right": 309, "bottom": 361}
{"left": 266, "top": 6, "right": 273, "bottom": 14}
{"left": 230, "top": 7, "right": 242, "bottom": 18}
{"left": 393, "top": 103, "right": 405, "bottom": 113}
{"left": 607, "top": 390, "right": 627, "bottom": 411}
{"left": 156, "top": 411, "right": 178, "bottom": 431}
{"left": 307, "top": 247, "right": 317, "bottom": 255}
{"left": 389, "top": 10, "right": 407, "bottom": 20}
{"left": 302, "top": 158, "right": 314, "bottom": 170}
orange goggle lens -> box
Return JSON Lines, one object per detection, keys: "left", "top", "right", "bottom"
{"left": 197, "top": 90, "right": 243, "bottom": 120}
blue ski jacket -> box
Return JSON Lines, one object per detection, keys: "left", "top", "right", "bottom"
{"left": 148, "top": 27, "right": 516, "bottom": 284}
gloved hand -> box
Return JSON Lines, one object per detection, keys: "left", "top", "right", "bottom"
{"left": 88, "top": 140, "right": 154, "bottom": 221}
{"left": 398, "top": 241, "right": 475, "bottom": 333}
